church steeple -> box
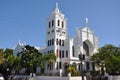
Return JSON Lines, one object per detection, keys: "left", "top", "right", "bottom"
{"left": 56, "top": 3, "right": 58, "bottom": 10}
{"left": 85, "top": 18, "right": 89, "bottom": 38}
{"left": 85, "top": 17, "right": 89, "bottom": 27}
{"left": 46, "top": 3, "right": 68, "bottom": 60}
{"left": 55, "top": 3, "right": 60, "bottom": 13}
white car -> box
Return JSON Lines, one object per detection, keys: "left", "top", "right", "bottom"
{"left": 0, "top": 73, "right": 4, "bottom": 80}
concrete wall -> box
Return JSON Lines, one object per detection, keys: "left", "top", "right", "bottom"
{"left": 12, "top": 75, "right": 120, "bottom": 80}
{"left": 108, "top": 76, "right": 120, "bottom": 80}
{"left": 36, "top": 75, "right": 120, "bottom": 80}
{"left": 70, "top": 76, "right": 86, "bottom": 80}
{"left": 36, "top": 76, "right": 86, "bottom": 80}
{"left": 36, "top": 76, "right": 68, "bottom": 80}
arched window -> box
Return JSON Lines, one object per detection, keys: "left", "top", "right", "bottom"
{"left": 62, "top": 50, "right": 64, "bottom": 58}
{"left": 56, "top": 62, "right": 58, "bottom": 69}
{"left": 58, "top": 20, "right": 60, "bottom": 26}
{"left": 56, "top": 38, "right": 58, "bottom": 45}
{"left": 59, "top": 50, "right": 61, "bottom": 58}
{"left": 72, "top": 46, "right": 75, "bottom": 57}
{"left": 83, "top": 42, "right": 89, "bottom": 56}
{"left": 48, "top": 40, "right": 49, "bottom": 46}
{"left": 50, "top": 40, "right": 51, "bottom": 46}
{"left": 62, "top": 40, "right": 64, "bottom": 46}
{"left": 52, "top": 39, "right": 54, "bottom": 45}
{"left": 66, "top": 50, "right": 68, "bottom": 57}
{"left": 62, "top": 21, "right": 64, "bottom": 28}
{"left": 59, "top": 62, "right": 61, "bottom": 69}
{"left": 59, "top": 39, "right": 61, "bottom": 46}
{"left": 49, "top": 21, "right": 51, "bottom": 28}
{"left": 52, "top": 20, "right": 54, "bottom": 26}
{"left": 86, "top": 62, "right": 90, "bottom": 70}
{"left": 48, "top": 31, "right": 50, "bottom": 34}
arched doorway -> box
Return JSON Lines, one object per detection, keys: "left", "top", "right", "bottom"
{"left": 63, "top": 62, "right": 69, "bottom": 74}
{"left": 83, "top": 40, "right": 93, "bottom": 71}
{"left": 83, "top": 41, "right": 89, "bottom": 56}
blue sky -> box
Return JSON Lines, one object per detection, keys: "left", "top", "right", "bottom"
{"left": 0, "top": 0, "right": 120, "bottom": 49}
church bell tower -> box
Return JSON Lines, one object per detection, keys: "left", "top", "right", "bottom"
{"left": 46, "top": 3, "right": 68, "bottom": 72}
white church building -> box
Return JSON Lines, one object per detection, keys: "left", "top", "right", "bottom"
{"left": 14, "top": 3, "right": 98, "bottom": 75}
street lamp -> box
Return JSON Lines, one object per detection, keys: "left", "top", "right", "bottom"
{"left": 79, "top": 53, "right": 85, "bottom": 80}
{"left": 7, "top": 68, "right": 9, "bottom": 79}
{"left": 7, "top": 68, "right": 9, "bottom": 74}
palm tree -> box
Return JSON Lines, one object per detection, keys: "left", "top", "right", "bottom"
{"left": 36, "top": 53, "right": 56, "bottom": 75}
{"left": 36, "top": 54, "right": 47, "bottom": 74}
{"left": 46, "top": 53, "right": 56, "bottom": 73}
{"left": 47, "top": 53, "right": 56, "bottom": 64}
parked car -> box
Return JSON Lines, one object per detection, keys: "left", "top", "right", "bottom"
{"left": 0, "top": 73, "right": 4, "bottom": 80}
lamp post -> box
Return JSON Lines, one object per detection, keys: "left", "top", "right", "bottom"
{"left": 79, "top": 53, "right": 85, "bottom": 80}
{"left": 7, "top": 68, "right": 9, "bottom": 74}
{"left": 7, "top": 68, "right": 9, "bottom": 80}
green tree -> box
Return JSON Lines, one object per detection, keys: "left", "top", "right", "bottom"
{"left": 67, "top": 65, "right": 77, "bottom": 76}
{"left": 46, "top": 53, "right": 56, "bottom": 64}
{"left": 91, "top": 44, "right": 120, "bottom": 75}
{"left": 0, "top": 49, "right": 6, "bottom": 75}
{"left": 16, "top": 45, "right": 56, "bottom": 75}
{"left": 19, "top": 45, "right": 41, "bottom": 74}
{"left": 46, "top": 53, "right": 56, "bottom": 71}
{"left": 0, "top": 49, "right": 5, "bottom": 65}
{"left": 4, "top": 48, "right": 14, "bottom": 73}
{"left": 12, "top": 56, "right": 22, "bottom": 74}
{"left": 37, "top": 54, "right": 46, "bottom": 68}
{"left": 36, "top": 53, "right": 48, "bottom": 74}
{"left": 35, "top": 52, "right": 56, "bottom": 74}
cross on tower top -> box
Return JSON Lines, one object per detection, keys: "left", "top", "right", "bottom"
{"left": 85, "top": 18, "right": 89, "bottom": 38}
{"left": 55, "top": 3, "right": 60, "bottom": 13}
{"left": 86, "top": 17, "right": 88, "bottom": 24}
{"left": 85, "top": 17, "right": 89, "bottom": 29}
{"left": 56, "top": 3, "right": 58, "bottom": 9}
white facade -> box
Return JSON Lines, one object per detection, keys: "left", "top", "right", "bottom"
{"left": 13, "top": 3, "right": 98, "bottom": 75}
{"left": 45, "top": 3, "right": 98, "bottom": 74}
{"left": 13, "top": 41, "right": 26, "bottom": 56}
